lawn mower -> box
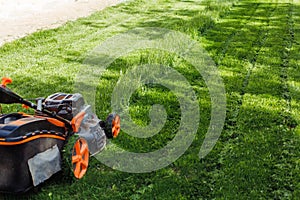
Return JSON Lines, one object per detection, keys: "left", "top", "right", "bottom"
{"left": 0, "top": 77, "right": 120, "bottom": 193}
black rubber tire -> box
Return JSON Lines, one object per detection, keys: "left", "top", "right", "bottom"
{"left": 105, "top": 113, "right": 120, "bottom": 139}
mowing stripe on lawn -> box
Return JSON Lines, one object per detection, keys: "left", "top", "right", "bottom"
{"left": 214, "top": 2, "right": 300, "bottom": 198}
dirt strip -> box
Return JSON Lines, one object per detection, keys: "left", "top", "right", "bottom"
{"left": 0, "top": 0, "right": 126, "bottom": 46}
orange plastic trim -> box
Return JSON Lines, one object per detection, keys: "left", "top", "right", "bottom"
{"left": 1, "top": 77, "right": 12, "bottom": 87}
{"left": 22, "top": 104, "right": 30, "bottom": 109}
{"left": 10, "top": 120, "right": 27, "bottom": 126}
{"left": 33, "top": 115, "right": 65, "bottom": 128}
{"left": 112, "top": 115, "right": 121, "bottom": 138}
{"left": 18, "top": 112, "right": 33, "bottom": 117}
{"left": 46, "top": 118, "right": 65, "bottom": 128}
{"left": 0, "top": 134, "right": 65, "bottom": 146}
{"left": 71, "top": 111, "right": 85, "bottom": 133}
{"left": 72, "top": 138, "right": 89, "bottom": 179}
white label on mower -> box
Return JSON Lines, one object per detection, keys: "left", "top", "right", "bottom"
{"left": 28, "top": 145, "right": 61, "bottom": 186}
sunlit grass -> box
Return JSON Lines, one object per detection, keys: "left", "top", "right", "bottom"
{"left": 1, "top": 0, "right": 300, "bottom": 199}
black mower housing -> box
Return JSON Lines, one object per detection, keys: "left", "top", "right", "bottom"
{"left": 0, "top": 113, "right": 66, "bottom": 193}
{"left": 0, "top": 79, "right": 120, "bottom": 193}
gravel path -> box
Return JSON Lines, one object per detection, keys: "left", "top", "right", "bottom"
{"left": 0, "top": 0, "right": 125, "bottom": 46}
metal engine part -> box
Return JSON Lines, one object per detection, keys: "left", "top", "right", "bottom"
{"left": 42, "top": 93, "right": 85, "bottom": 120}
{"left": 77, "top": 106, "right": 107, "bottom": 156}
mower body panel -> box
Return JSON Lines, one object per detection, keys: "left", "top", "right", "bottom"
{"left": 0, "top": 113, "right": 66, "bottom": 193}
{"left": 0, "top": 113, "right": 65, "bottom": 138}
{"left": 77, "top": 106, "right": 107, "bottom": 156}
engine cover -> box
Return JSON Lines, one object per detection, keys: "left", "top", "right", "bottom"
{"left": 43, "top": 93, "right": 85, "bottom": 120}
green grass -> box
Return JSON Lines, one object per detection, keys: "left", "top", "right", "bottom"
{"left": 1, "top": 0, "right": 300, "bottom": 199}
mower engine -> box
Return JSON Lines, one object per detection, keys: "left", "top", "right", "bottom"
{"left": 41, "top": 93, "right": 85, "bottom": 120}
{"left": 41, "top": 92, "right": 111, "bottom": 155}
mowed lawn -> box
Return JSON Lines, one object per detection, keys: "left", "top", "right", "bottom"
{"left": 1, "top": 0, "right": 300, "bottom": 199}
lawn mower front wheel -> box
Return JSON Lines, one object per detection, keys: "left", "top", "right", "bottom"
{"left": 71, "top": 137, "right": 89, "bottom": 179}
{"left": 105, "top": 113, "right": 121, "bottom": 139}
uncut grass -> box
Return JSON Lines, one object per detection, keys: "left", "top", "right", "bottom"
{"left": 1, "top": 0, "right": 300, "bottom": 199}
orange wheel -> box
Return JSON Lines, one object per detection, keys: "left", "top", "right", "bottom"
{"left": 105, "top": 113, "right": 121, "bottom": 139}
{"left": 112, "top": 115, "right": 121, "bottom": 138}
{"left": 72, "top": 138, "right": 89, "bottom": 179}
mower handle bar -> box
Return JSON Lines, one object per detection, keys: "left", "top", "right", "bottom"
{"left": 0, "top": 78, "right": 72, "bottom": 129}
